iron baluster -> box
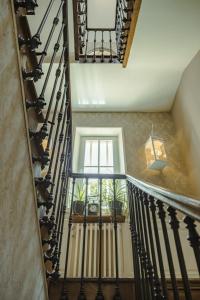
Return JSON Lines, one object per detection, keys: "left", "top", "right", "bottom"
{"left": 109, "top": 31, "right": 113, "bottom": 63}
{"left": 156, "top": 200, "right": 180, "bottom": 300}
{"left": 46, "top": 90, "right": 69, "bottom": 185}
{"left": 101, "top": 31, "right": 104, "bottom": 63}
{"left": 139, "top": 191, "right": 157, "bottom": 300}
{"left": 50, "top": 130, "right": 71, "bottom": 273}
{"left": 55, "top": 155, "right": 71, "bottom": 277}
{"left": 95, "top": 179, "right": 104, "bottom": 300}
{"left": 93, "top": 31, "right": 97, "bottom": 63}
{"left": 36, "top": 43, "right": 65, "bottom": 107}
{"left": 46, "top": 65, "right": 66, "bottom": 151}
{"left": 37, "top": 1, "right": 64, "bottom": 67}
{"left": 113, "top": 179, "right": 122, "bottom": 300}
{"left": 149, "top": 196, "right": 168, "bottom": 300}
{"left": 144, "top": 193, "right": 163, "bottom": 299}
{"left": 184, "top": 216, "right": 200, "bottom": 275}
{"left": 44, "top": 50, "right": 65, "bottom": 124}
{"left": 168, "top": 207, "right": 192, "bottom": 300}
{"left": 78, "top": 178, "right": 88, "bottom": 300}
{"left": 31, "top": 0, "right": 56, "bottom": 50}
{"left": 84, "top": 31, "right": 89, "bottom": 63}
{"left": 54, "top": 120, "right": 71, "bottom": 226}
{"left": 128, "top": 183, "right": 142, "bottom": 299}
{"left": 134, "top": 188, "right": 148, "bottom": 300}
{"left": 60, "top": 178, "right": 76, "bottom": 299}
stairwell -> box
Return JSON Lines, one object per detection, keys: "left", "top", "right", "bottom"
{"left": 0, "top": 1, "right": 200, "bottom": 300}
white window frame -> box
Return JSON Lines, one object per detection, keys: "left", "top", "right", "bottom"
{"left": 73, "top": 127, "right": 126, "bottom": 174}
{"left": 78, "top": 136, "right": 120, "bottom": 174}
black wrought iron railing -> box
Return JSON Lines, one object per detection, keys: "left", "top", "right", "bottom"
{"left": 60, "top": 173, "right": 127, "bottom": 300}
{"left": 127, "top": 175, "right": 200, "bottom": 300}
{"left": 73, "top": 0, "right": 135, "bottom": 63}
{"left": 55, "top": 173, "right": 200, "bottom": 300}
{"left": 14, "top": 0, "right": 72, "bottom": 281}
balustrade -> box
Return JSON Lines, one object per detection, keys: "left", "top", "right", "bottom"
{"left": 60, "top": 173, "right": 127, "bottom": 300}
{"left": 73, "top": 0, "right": 135, "bottom": 63}
{"left": 127, "top": 176, "right": 200, "bottom": 300}
{"left": 14, "top": 0, "right": 72, "bottom": 281}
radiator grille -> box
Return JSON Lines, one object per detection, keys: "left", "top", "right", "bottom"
{"left": 66, "top": 223, "right": 123, "bottom": 278}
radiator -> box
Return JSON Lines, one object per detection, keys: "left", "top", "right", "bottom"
{"left": 66, "top": 223, "right": 124, "bottom": 278}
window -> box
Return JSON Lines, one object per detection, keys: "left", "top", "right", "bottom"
{"left": 78, "top": 136, "right": 119, "bottom": 174}
{"left": 73, "top": 127, "right": 125, "bottom": 174}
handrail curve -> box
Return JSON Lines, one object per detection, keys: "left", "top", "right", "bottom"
{"left": 127, "top": 174, "right": 200, "bottom": 221}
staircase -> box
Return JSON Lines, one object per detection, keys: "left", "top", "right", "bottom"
{"left": 72, "top": 0, "right": 141, "bottom": 65}
{"left": 2, "top": 1, "right": 200, "bottom": 299}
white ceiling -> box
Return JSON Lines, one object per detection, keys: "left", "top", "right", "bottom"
{"left": 70, "top": 0, "right": 200, "bottom": 112}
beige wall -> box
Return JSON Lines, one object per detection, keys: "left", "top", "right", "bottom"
{"left": 72, "top": 112, "right": 196, "bottom": 197}
{"left": 0, "top": 1, "right": 47, "bottom": 299}
{"left": 172, "top": 50, "right": 200, "bottom": 197}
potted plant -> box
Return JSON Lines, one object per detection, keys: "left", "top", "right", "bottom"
{"left": 72, "top": 182, "right": 85, "bottom": 215}
{"left": 102, "top": 180, "right": 127, "bottom": 216}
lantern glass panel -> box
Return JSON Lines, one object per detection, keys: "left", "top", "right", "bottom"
{"left": 152, "top": 138, "right": 167, "bottom": 161}
{"left": 145, "top": 137, "right": 155, "bottom": 167}
{"left": 145, "top": 136, "right": 167, "bottom": 170}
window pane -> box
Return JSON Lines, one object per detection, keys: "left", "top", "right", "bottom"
{"left": 100, "top": 140, "right": 107, "bottom": 165}
{"left": 84, "top": 140, "right": 98, "bottom": 166}
{"left": 107, "top": 140, "right": 113, "bottom": 166}
{"left": 91, "top": 140, "right": 98, "bottom": 165}
{"left": 100, "top": 140, "right": 113, "bottom": 166}
{"left": 84, "top": 140, "right": 91, "bottom": 166}
{"left": 84, "top": 167, "right": 98, "bottom": 174}
{"left": 100, "top": 167, "right": 114, "bottom": 174}
{"left": 88, "top": 179, "right": 99, "bottom": 197}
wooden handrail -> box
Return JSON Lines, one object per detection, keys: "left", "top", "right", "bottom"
{"left": 123, "top": 0, "right": 142, "bottom": 68}
{"left": 127, "top": 174, "right": 200, "bottom": 221}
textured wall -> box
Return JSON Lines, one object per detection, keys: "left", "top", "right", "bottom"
{"left": 172, "top": 50, "right": 200, "bottom": 197}
{"left": 0, "top": 1, "right": 48, "bottom": 299}
{"left": 72, "top": 112, "right": 195, "bottom": 197}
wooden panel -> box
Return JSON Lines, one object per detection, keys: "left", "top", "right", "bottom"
{"left": 123, "top": 0, "right": 142, "bottom": 68}
{"left": 49, "top": 279, "right": 200, "bottom": 300}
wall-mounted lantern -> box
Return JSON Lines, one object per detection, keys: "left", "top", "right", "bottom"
{"left": 145, "top": 135, "right": 167, "bottom": 170}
